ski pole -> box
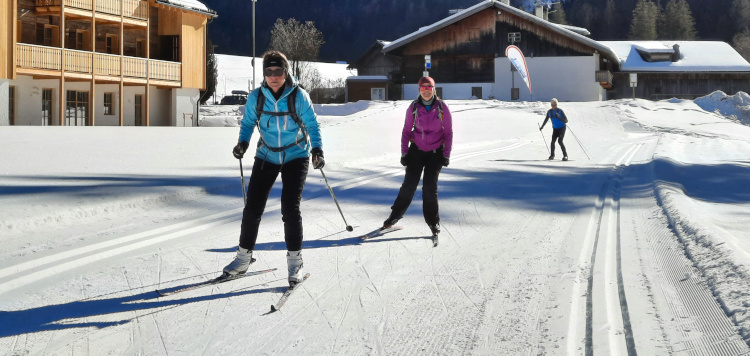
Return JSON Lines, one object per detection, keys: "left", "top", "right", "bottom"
{"left": 566, "top": 125, "right": 591, "bottom": 160}
{"left": 319, "top": 168, "right": 354, "bottom": 232}
{"left": 239, "top": 158, "right": 247, "bottom": 206}
{"left": 538, "top": 123, "right": 550, "bottom": 154}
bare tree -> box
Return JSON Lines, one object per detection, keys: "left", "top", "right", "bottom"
{"left": 269, "top": 18, "right": 325, "bottom": 83}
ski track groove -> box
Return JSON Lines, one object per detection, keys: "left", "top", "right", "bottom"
{"left": 579, "top": 143, "right": 643, "bottom": 356}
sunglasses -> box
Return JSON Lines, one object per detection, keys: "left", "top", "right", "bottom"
{"left": 264, "top": 68, "right": 285, "bottom": 77}
{"left": 420, "top": 86, "right": 434, "bottom": 91}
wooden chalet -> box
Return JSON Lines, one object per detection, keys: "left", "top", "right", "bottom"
{"left": 346, "top": 40, "right": 402, "bottom": 102}
{"left": 354, "top": 0, "right": 750, "bottom": 102}
{"left": 380, "top": 0, "right": 619, "bottom": 102}
{"left": 1, "top": 0, "right": 216, "bottom": 126}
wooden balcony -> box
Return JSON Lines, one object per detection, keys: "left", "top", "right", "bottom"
{"left": 35, "top": 0, "right": 148, "bottom": 20}
{"left": 596, "top": 70, "right": 613, "bottom": 89}
{"left": 16, "top": 43, "right": 181, "bottom": 86}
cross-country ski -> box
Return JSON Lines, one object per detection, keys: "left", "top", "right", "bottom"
{"left": 270, "top": 273, "right": 310, "bottom": 312}
{"left": 358, "top": 226, "right": 403, "bottom": 240}
{"left": 156, "top": 268, "right": 277, "bottom": 296}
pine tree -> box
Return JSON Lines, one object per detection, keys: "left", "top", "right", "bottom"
{"left": 659, "top": 0, "right": 697, "bottom": 40}
{"left": 549, "top": 3, "right": 568, "bottom": 25}
{"left": 629, "top": 0, "right": 660, "bottom": 40}
{"left": 199, "top": 37, "right": 218, "bottom": 105}
{"left": 603, "top": 0, "right": 617, "bottom": 39}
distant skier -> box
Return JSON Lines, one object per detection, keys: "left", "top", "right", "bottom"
{"left": 540, "top": 98, "right": 568, "bottom": 161}
{"left": 382, "top": 76, "right": 453, "bottom": 237}
{"left": 226, "top": 51, "right": 324, "bottom": 287}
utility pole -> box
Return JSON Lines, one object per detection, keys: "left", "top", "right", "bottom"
{"left": 251, "top": 0, "right": 258, "bottom": 91}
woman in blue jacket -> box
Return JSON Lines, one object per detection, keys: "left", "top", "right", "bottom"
{"left": 224, "top": 51, "right": 323, "bottom": 287}
{"left": 540, "top": 98, "right": 568, "bottom": 161}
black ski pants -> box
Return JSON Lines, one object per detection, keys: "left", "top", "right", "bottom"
{"left": 551, "top": 126, "right": 568, "bottom": 157}
{"left": 239, "top": 157, "right": 308, "bottom": 251}
{"left": 388, "top": 144, "right": 443, "bottom": 227}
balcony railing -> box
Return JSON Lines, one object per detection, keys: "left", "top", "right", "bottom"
{"left": 16, "top": 43, "right": 180, "bottom": 83}
{"left": 96, "top": 53, "right": 121, "bottom": 76}
{"left": 65, "top": 49, "right": 92, "bottom": 73}
{"left": 16, "top": 43, "right": 62, "bottom": 70}
{"left": 150, "top": 60, "right": 181, "bottom": 82}
{"left": 35, "top": 0, "right": 148, "bottom": 20}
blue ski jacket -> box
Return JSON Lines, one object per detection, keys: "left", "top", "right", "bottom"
{"left": 543, "top": 108, "right": 568, "bottom": 129}
{"left": 238, "top": 76, "right": 322, "bottom": 165}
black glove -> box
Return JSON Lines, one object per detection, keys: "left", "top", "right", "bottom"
{"left": 311, "top": 147, "right": 325, "bottom": 169}
{"left": 233, "top": 141, "right": 249, "bottom": 159}
{"left": 442, "top": 157, "right": 450, "bottom": 167}
{"left": 539, "top": 125, "right": 544, "bottom": 131}
{"left": 400, "top": 154, "right": 408, "bottom": 167}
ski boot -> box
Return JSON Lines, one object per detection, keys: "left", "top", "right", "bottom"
{"left": 382, "top": 217, "right": 400, "bottom": 229}
{"left": 562, "top": 156, "right": 569, "bottom": 161}
{"left": 548, "top": 155, "right": 555, "bottom": 160}
{"left": 223, "top": 247, "right": 255, "bottom": 276}
{"left": 287, "top": 250, "right": 304, "bottom": 287}
{"left": 429, "top": 223, "right": 441, "bottom": 247}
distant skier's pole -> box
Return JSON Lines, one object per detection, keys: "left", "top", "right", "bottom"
{"left": 566, "top": 125, "right": 591, "bottom": 160}
{"left": 239, "top": 158, "right": 247, "bottom": 206}
{"left": 319, "top": 168, "right": 354, "bottom": 232}
{"left": 538, "top": 123, "right": 550, "bottom": 154}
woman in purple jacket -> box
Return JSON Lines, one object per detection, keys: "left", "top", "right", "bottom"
{"left": 382, "top": 76, "right": 453, "bottom": 236}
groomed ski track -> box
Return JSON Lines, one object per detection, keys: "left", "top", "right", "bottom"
{"left": 2, "top": 100, "right": 750, "bottom": 355}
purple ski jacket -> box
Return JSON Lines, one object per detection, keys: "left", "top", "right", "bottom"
{"left": 401, "top": 100, "right": 453, "bottom": 158}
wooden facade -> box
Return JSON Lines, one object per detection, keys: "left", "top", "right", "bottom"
{"left": 348, "top": 41, "right": 402, "bottom": 101}
{"left": 610, "top": 72, "right": 750, "bottom": 100}
{"left": 2, "top": 0, "right": 214, "bottom": 126}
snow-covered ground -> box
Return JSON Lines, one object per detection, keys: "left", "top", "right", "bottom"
{"left": 2, "top": 95, "right": 750, "bottom": 355}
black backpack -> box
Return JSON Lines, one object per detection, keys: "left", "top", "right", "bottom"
{"left": 255, "top": 87, "right": 308, "bottom": 152}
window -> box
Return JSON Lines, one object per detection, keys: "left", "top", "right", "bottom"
{"left": 136, "top": 39, "right": 146, "bottom": 57}
{"left": 66, "top": 90, "right": 89, "bottom": 126}
{"left": 9, "top": 86, "right": 15, "bottom": 125}
{"left": 134, "top": 94, "right": 143, "bottom": 126}
{"left": 371, "top": 88, "right": 385, "bottom": 101}
{"left": 43, "top": 25, "right": 59, "bottom": 47}
{"left": 76, "top": 31, "right": 84, "bottom": 50}
{"left": 104, "top": 93, "right": 114, "bottom": 115}
{"left": 44, "top": 26, "right": 53, "bottom": 46}
{"left": 42, "top": 89, "right": 53, "bottom": 125}
{"left": 106, "top": 34, "right": 119, "bottom": 55}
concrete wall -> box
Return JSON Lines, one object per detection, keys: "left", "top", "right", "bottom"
{"left": 0, "top": 80, "right": 9, "bottom": 125}
{"left": 149, "top": 87, "right": 171, "bottom": 126}
{"left": 171, "top": 87, "right": 198, "bottom": 127}
{"left": 2, "top": 76, "right": 199, "bottom": 126}
{"left": 402, "top": 56, "right": 605, "bottom": 102}
{"left": 95, "top": 84, "right": 121, "bottom": 126}
{"left": 494, "top": 55, "right": 605, "bottom": 102}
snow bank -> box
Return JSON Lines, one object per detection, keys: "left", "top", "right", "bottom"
{"left": 695, "top": 90, "right": 750, "bottom": 126}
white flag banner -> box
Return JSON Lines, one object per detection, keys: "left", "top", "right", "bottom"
{"left": 505, "top": 45, "right": 532, "bottom": 94}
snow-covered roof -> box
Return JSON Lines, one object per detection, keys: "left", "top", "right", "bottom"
{"left": 155, "top": 0, "right": 216, "bottom": 17}
{"left": 346, "top": 75, "right": 388, "bottom": 81}
{"left": 599, "top": 41, "right": 750, "bottom": 72}
{"left": 382, "top": 0, "right": 620, "bottom": 66}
